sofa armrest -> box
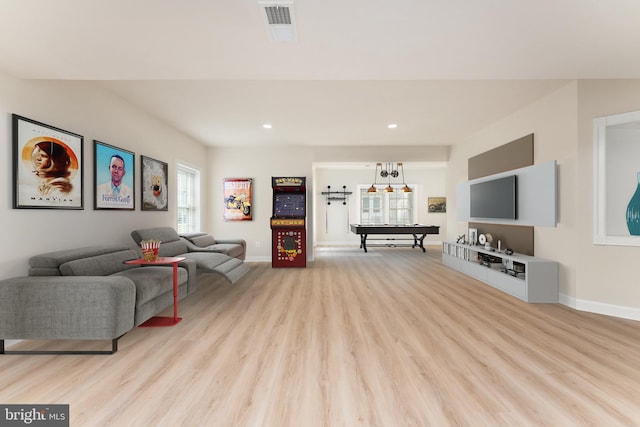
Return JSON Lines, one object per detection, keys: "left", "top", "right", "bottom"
{"left": 181, "top": 238, "right": 208, "bottom": 252}
{"left": 0, "top": 276, "right": 135, "bottom": 340}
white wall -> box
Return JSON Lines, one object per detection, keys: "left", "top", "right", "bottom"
{"left": 313, "top": 165, "right": 447, "bottom": 246}
{"left": 206, "top": 146, "right": 314, "bottom": 262}
{"left": 0, "top": 72, "right": 208, "bottom": 279}
{"left": 575, "top": 80, "right": 640, "bottom": 316}
{"left": 207, "top": 147, "right": 450, "bottom": 261}
{"left": 447, "top": 80, "right": 640, "bottom": 320}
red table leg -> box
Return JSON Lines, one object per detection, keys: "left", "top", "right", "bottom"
{"left": 138, "top": 259, "right": 183, "bottom": 327}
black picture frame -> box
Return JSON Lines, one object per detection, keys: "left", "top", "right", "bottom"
{"left": 94, "top": 140, "right": 135, "bottom": 210}
{"left": 12, "top": 114, "right": 84, "bottom": 209}
{"left": 141, "top": 155, "right": 168, "bottom": 211}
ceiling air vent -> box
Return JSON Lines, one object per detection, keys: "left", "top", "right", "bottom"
{"left": 259, "top": 1, "right": 297, "bottom": 42}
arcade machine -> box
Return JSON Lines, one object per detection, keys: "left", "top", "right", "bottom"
{"left": 270, "top": 177, "right": 307, "bottom": 268}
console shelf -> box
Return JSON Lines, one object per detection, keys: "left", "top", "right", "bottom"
{"left": 442, "top": 241, "right": 558, "bottom": 303}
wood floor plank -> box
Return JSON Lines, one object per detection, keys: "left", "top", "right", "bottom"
{"left": 1, "top": 247, "right": 640, "bottom": 426}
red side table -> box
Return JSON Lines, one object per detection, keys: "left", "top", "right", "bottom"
{"left": 125, "top": 256, "right": 186, "bottom": 327}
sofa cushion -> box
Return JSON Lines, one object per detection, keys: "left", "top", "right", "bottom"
{"left": 59, "top": 249, "right": 140, "bottom": 276}
{"left": 210, "top": 243, "right": 244, "bottom": 259}
{"left": 189, "top": 234, "right": 216, "bottom": 247}
{"left": 182, "top": 252, "right": 231, "bottom": 269}
{"left": 182, "top": 252, "right": 249, "bottom": 284}
{"left": 114, "top": 266, "right": 188, "bottom": 307}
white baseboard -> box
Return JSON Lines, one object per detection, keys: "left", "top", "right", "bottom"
{"left": 245, "top": 256, "right": 271, "bottom": 263}
{"left": 560, "top": 293, "right": 640, "bottom": 322}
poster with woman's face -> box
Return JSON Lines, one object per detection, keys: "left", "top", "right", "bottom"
{"left": 12, "top": 115, "right": 84, "bottom": 209}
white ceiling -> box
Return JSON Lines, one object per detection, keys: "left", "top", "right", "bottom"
{"left": 1, "top": 0, "right": 639, "bottom": 147}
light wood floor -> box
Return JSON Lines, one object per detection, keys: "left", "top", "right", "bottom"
{"left": 2, "top": 247, "right": 640, "bottom": 426}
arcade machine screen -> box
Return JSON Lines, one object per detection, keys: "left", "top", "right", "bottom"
{"left": 274, "top": 193, "right": 306, "bottom": 218}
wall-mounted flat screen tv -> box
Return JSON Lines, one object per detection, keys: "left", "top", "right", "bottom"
{"left": 470, "top": 175, "right": 517, "bottom": 219}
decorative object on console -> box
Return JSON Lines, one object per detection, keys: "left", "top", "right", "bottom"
{"left": 468, "top": 228, "right": 478, "bottom": 245}
{"left": 368, "top": 162, "right": 412, "bottom": 193}
{"left": 485, "top": 233, "right": 493, "bottom": 246}
{"left": 626, "top": 172, "right": 640, "bottom": 235}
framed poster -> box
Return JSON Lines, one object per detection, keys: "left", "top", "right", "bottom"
{"left": 12, "top": 114, "right": 84, "bottom": 209}
{"left": 223, "top": 178, "right": 253, "bottom": 221}
{"left": 141, "top": 155, "right": 168, "bottom": 211}
{"left": 94, "top": 140, "right": 135, "bottom": 210}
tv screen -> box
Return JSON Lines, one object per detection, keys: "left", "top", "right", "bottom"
{"left": 470, "top": 175, "right": 517, "bottom": 219}
{"left": 274, "top": 193, "right": 306, "bottom": 217}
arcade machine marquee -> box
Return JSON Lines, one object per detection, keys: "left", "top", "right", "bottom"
{"left": 271, "top": 177, "right": 306, "bottom": 268}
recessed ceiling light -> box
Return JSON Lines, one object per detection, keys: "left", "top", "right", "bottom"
{"left": 388, "top": 123, "right": 398, "bottom": 129}
{"left": 263, "top": 123, "right": 273, "bottom": 129}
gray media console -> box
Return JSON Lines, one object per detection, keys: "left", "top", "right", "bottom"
{"left": 442, "top": 241, "right": 558, "bottom": 303}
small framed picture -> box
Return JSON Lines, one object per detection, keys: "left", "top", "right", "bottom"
{"left": 141, "top": 155, "right": 168, "bottom": 211}
{"left": 428, "top": 197, "right": 446, "bottom": 213}
{"left": 468, "top": 228, "right": 478, "bottom": 245}
{"left": 12, "top": 114, "right": 84, "bottom": 209}
{"left": 94, "top": 141, "right": 135, "bottom": 210}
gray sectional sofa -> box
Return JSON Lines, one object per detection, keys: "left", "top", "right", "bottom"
{"left": 0, "top": 245, "right": 193, "bottom": 354}
{"left": 0, "top": 228, "right": 250, "bottom": 355}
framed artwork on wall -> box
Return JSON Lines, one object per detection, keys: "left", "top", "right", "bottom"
{"left": 594, "top": 110, "right": 640, "bottom": 246}
{"left": 12, "top": 114, "right": 84, "bottom": 209}
{"left": 223, "top": 178, "right": 253, "bottom": 221}
{"left": 141, "top": 155, "right": 168, "bottom": 211}
{"left": 94, "top": 140, "right": 135, "bottom": 210}
{"left": 428, "top": 196, "right": 447, "bottom": 213}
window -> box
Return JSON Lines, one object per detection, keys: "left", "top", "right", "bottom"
{"left": 176, "top": 163, "right": 200, "bottom": 233}
{"left": 361, "top": 190, "right": 384, "bottom": 224}
{"left": 359, "top": 186, "right": 416, "bottom": 224}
